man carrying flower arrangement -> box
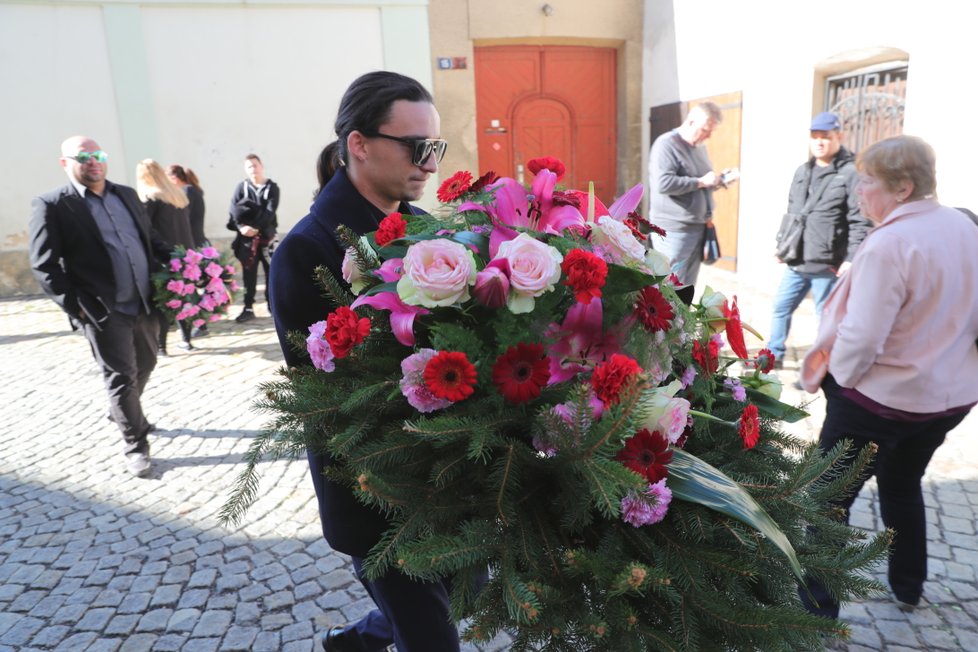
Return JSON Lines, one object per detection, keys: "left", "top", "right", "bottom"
{"left": 269, "top": 71, "right": 458, "bottom": 652}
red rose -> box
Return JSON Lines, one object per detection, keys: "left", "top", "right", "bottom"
{"left": 491, "top": 343, "right": 551, "bottom": 404}
{"left": 561, "top": 249, "right": 608, "bottom": 305}
{"left": 591, "top": 354, "right": 643, "bottom": 407}
{"left": 375, "top": 212, "right": 407, "bottom": 247}
{"left": 424, "top": 350, "right": 478, "bottom": 402}
{"left": 738, "top": 404, "right": 760, "bottom": 450}
{"left": 526, "top": 156, "right": 567, "bottom": 181}
{"left": 325, "top": 306, "right": 371, "bottom": 358}
{"left": 436, "top": 171, "right": 474, "bottom": 203}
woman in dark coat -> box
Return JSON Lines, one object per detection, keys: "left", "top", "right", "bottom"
{"left": 137, "top": 159, "right": 194, "bottom": 352}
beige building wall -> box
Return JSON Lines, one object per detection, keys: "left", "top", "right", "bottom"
{"left": 1, "top": 0, "right": 432, "bottom": 296}
{"left": 644, "top": 0, "right": 975, "bottom": 300}
{"left": 428, "top": 0, "right": 646, "bottom": 197}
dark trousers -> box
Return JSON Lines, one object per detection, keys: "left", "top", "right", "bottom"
{"left": 241, "top": 247, "right": 270, "bottom": 309}
{"left": 801, "top": 375, "right": 967, "bottom": 617}
{"left": 157, "top": 312, "right": 191, "bottom": 351}
{"left": 81, "top": 310, "right": 159, "bottom": 454}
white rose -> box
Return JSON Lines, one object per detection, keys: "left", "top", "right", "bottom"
{"left": 396, "top": 238, "right": 477, "bottom": 308}
{"left": 496, "top": 233, "right": 563, "bottom": 314}
{"left": 592, "top": 215, "right": 646, "bottom": 264}
{"left": 639, "top": 380, "right": 691, "bottom": 444}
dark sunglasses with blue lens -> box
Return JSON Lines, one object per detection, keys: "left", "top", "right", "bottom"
{"left": 363, "top": 132, "right": 447, "bottom": 167}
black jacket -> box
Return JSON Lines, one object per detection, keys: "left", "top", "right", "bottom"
{"left": 227, "top": 179, "right": 279, "bottom": 241}
{"left": 269, "top": 168, "right": 422, "bottom": 557}
{"left": 145, "top": 198, "right": 193, "bottom": 252}
{"left": 784, "top": 147, "right": 870, "bottom": 273}
{"left": 29, "top": 181, "right": 169, "bottom": 329}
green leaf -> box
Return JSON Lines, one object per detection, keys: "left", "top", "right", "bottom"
{"left": 744, "top": 388, "right": 809, "bottom": 423}
{"left": 604, "top": 264, "right": 658, "bottom": 295}
{"left": 362, "top": 281, "right": 399, "bottom": 297}
{"left": 668, "top": 448, "right": 804, "bottom": 581}
{"left": 450, "top": 231, "right": 489, "bottom": 257}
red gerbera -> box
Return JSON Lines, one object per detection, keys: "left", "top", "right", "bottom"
{"left": 561, "top": 249, "right": 608, "bottom": 305}
{"left": 591, "top": 354, "right": 643, "bottom": 407}
{"left": 738, "top": 403, "right": 761, "bottom": 450}
{"left": 375, "top": 212, "right": 407, "bottom": 247}
{"left": 634, "top": 286, "right": 675, "bottom": 333}
{"left": 491, "top": 343, "right": 551, "bottom": 404}
{"left": 424, "top": 351, "right": 478, "bottom": 402}
{"left": 526, "top": 156, "right": 567, "bottom": 181}
{"left": 469, "top": 170, "right": 499, "bottom": 193}
{"left": 723, "top": 296, "right": 749, "bottom": 360}
{"left": 753, "top": 348, "right": 777, "bottom": 373}
{"left": 325, "top": 306, "right": 371, "bottom": 358}
{"left": 616, "top": 428, "right": 673, "bottom": 483}
{"left": 692, "top": 338, "right": 719, "bottom": 374}
{"left": 436, "top": 171, "right": 474, "bottom": 203}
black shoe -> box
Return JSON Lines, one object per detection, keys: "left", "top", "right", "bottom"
{"left": 321, "top": 626, "right": 347, "bottom": 652}
{"left": 158, "top": 346, "right": 169, "bottom": 357}
{"left": 177, "top": 340, "right": 194, "bottom": 351}
{"left": 235, "top": 308, "right": 255, "bottom": 323}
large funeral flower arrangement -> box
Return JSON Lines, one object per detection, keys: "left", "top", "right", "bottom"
{"left": 153, "top": 246, "right": 239, "bottom": 327}
{"left": 224, "top": 159, "right": 888, "bottom": 651}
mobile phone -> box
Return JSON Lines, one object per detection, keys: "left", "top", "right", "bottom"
{"left": 720, "top": 168, "right": 740, "bottom": 185}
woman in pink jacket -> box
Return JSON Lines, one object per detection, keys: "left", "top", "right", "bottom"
{"left": 799, "top": 135, "right": 978, "bottom": 617}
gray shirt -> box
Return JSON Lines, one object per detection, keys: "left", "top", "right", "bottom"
{"left": 648, "top": 129, "right": 715, "bottom": 231}
{"left": 81, "top": 185, "right": 152, "bottom": 315}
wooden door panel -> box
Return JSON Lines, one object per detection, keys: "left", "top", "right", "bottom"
{"left": 475, "top": 45, "right": 617, "bottom": 203}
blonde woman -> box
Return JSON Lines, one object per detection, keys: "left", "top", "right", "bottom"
{"left": 136, "top": 159, "right": 194, "bottom": 352}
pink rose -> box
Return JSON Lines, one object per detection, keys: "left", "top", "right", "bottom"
{"left": 225, "top": 265, "right": 236, "bottom": 275}
{"left": 183, "top": 249, "right": 204, "bottom": 266}
{"left": 591, "top": 215, "right": 645, "bottom": 264}
{"left": 169, "top": 259, "right": 182, "bottom": 272}
{"left": 201, "top": 246, "right": 220, "bottom": 259}
{"left": 182, "top": 264, "right": 202, "bottom": 282}
{"left": 396, "top": 238, "right": 477, "bottom": 308}
{"left": 640, "top": 380, "right": 691, "bottom": 444}
{"left": 495, "top": 233, "right": 563, "bottom": 314}
{"left": 165, "top": 299, "right": 182, "bottom": 309}
{"left": 204, "top": 262, "right": 224, "bottom": 278}
{"left": 192, "top": 318, "right": 206, "bottom": 328}
{"left": 199, "top": 294, "right": 217, "bottom": 311}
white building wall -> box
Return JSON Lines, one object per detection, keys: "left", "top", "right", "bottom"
{"left": 644, "top": 0, "right": 974, "bottom": 293}
{"left": 0, "top": 0, "right": 432, "bottom": 295}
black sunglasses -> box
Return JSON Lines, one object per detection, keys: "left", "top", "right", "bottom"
{"left": 363, "top": 132, "right": 447, "bottom": 166}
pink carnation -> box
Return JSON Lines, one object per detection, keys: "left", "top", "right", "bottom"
{"left": 165, "top": 299, "right": 182, "bottom": 309}
{"left": 166, "top": 279, "right": 186, "bottom": 294}
{"left": 183, "top": 249, "right": 204, "bottom": 266}
{"left": 182, "top": 264, "right": 202, "bottom": 282}
{"left": 198, "top": 294, "right": 217, "bottom": 311}
{"left": 201, "top": 247, "right": 220, "bottom": 259}
{"left": 192, "top": 319, "right": 206, "bottom": 328}
{"left": 306, "top": 320, "right": 335, "bottom": 372}
{"left": 225, "top": 265, "right": 236, "bottom": 275}
{"left": 621, "top": 479, "right": 672, "bottom": 527}
{"left": 204, "top": 262, "right": 224, "bottom": 278}
{"left": 399, "top": 348, "right": 452, "bottom": 413}
{"left": 169, "top": 259, "right": 182, "bottom": 272}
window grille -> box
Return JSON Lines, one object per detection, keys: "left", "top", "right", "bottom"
{"left": 825, "top": 63, "right": 907, "bottom": 153}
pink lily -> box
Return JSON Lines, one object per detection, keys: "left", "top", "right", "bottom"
{"left": 546, "top": 299, "right": 621, "bottom": 385}
{"left": 375, "top": 258, "right": 403, "bottom": 283}
{"left": 351, "top": 291, "right": 429, "bottom": 347}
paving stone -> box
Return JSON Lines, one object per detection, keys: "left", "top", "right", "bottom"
{"left": 76, "top": 607, "right": 115, "bottom": 631}
{"left": 180, "top": 638, "right": 221, "bottom": 652}
{"left": 136, "top": 608, "right": 173, "bottom": 632}
{"left": 877, "top": 619, "right": 920, "bottom": 646}
{"left": 167, "top": 608, "right": 202, "bottom": 632}
{"left": 150, "top": 633, "right": 189, "bottom": 651}
{"left": 105, "top": 613, "right": 141, "bottom": 636}
{"left": 220, "top": 626, "right": 260, "bottom": 651}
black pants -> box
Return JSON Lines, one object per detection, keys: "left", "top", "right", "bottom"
{"left": 157, "top": 312, "right": 191, "bottom": 350}
{"left": 801, "top": 374, "right": 968, "bottom": 617}
{"left": 81, "top": 310, "right": 159, "bottom": 454}
{"left": 241, "top": 247, "right": 270, "bottom": 309}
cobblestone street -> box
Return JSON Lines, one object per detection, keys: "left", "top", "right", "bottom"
{"left": 2, "top": 266, "right": 977, "bottom": 651}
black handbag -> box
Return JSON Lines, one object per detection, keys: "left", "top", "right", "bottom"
{"left": 702, "top": 224, "right": 721, "bottom": 264}
{"left": 774, "top": 212, "right": 805, "bottom": 266}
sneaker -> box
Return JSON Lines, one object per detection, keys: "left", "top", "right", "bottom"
{"left": 125, "top": 451, "right": 151, "bottom": 477}
{"left": 191, "top": 324, "right": 209, "bottom": 338}
{"left": 177, "top": 340, "right": 194, "bottom": 351}
{"left": 235, "top": 308, "right": 255, "bottom": 323}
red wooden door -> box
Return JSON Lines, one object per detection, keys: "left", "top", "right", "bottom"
{"left": 474, "top": 45, "right": 617, "bottom": 202}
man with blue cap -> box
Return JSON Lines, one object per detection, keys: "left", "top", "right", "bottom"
{"left": 767, "top": 111, "right": 871, "bottom": 369}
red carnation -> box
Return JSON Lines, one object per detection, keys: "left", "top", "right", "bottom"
{"left": 424, "top": 351, "right": 478, "bottom": 402}
{"left": 692, "top": 338, "right": 719, "bottom": 374}
{"left": 325, "top": 306, "right": 371, "bottom": 358}
{"left": 469, "top": 170, "right": 499, "bottom": 193}
{"left": 375, "top": 212, "right": 407, "bottom": 247}
{"left": 526, "top": 156, "right": 566, "bottom": 181}
{"left": 551, "top": 190, "right": 582, "bottom": 208}
{"left": 753, "top": 348, "right": 777, "bottom": 373}
{"left": 561, "top": 249, "right": 608, "bottom": 305}
{"left": 436, "top": 171, "right": 473, "bottom": 203}
{"left": 634, "top": 286, "right": 675, "bottom": 333}
{"left": 491, "top": 343, "right": 551, "bottom": 404}
{"left": 723, "top": 296, "right": 749, "bottom": 360}
{"left": 591, "top": 354, "right": 643, "bottom": 407}
{"left": 616, "top": 428, "right": 673, "bottom": 483}
{"left": 738, "top": 403, "right": 761, "bottom": 450}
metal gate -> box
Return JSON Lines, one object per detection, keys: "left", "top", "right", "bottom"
{"left": 825, "top": 62, "right": 907, "bottom": 153}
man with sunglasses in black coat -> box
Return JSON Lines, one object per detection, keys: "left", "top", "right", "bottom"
{"left": 269, "top": 72, "right": 460, "bottom": 652}
{"left": 29, "top": 136, "right": 170, "bottom": 477}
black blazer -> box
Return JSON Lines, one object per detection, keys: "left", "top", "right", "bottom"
{"left": 269, "top": 168, "right": 423, "bottom": 557}
{"left": 29, "top": 181, "right": 168, "bottom": 330}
